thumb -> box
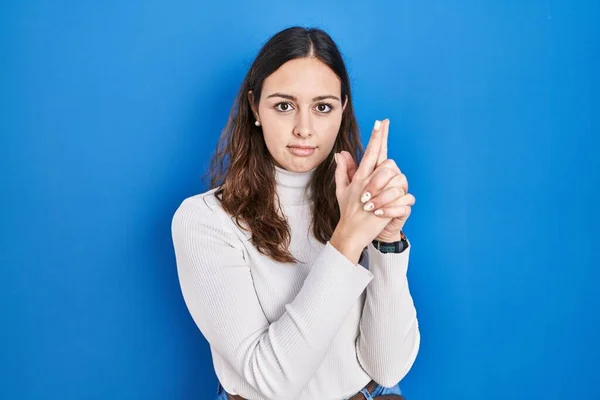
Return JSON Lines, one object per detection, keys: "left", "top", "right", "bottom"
{"left": 334, "top": 152, "right": 350, "bottom": 192}
{"left": 340, "top": 151, "right": 357, "bottom": 182}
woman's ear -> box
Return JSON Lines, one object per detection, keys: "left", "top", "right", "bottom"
{"left": 248, "top": 90, "right": 259, "bottom": 120}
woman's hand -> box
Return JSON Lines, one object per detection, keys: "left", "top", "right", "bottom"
{"left": 359, "top": 157, "right": 414, "bottom": 241}
{"left": 333, "top": 120, "right": 397, "bottom": 251}
{"left": 338, "top": 119, "right": 415, "bottom": 242}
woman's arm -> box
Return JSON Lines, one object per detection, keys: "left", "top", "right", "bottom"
{"left": 355, "top": 243, "right": 420, "bottom": 387}
{"left": 171, "top": 196, "right": 374, "bottom": 400}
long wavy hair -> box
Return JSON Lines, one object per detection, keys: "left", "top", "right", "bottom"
{"left": 203, "top": 26, "right": 365, "bottom": 264}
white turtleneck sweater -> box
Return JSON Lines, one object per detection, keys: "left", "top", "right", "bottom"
{"left": 171, "top": 165, "right": 420, "bottom": 400}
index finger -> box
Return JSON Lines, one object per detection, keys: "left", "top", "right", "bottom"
{"left": 355, "top": 120, "right": 383, "bottom": 180}
{"left": 377, "top": 119, "right": 389, "bottom": 166}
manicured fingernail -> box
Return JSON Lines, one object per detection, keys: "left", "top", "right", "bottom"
{"left": 374, "top": 120, "right": 381, "bottom": 130}
{"left": 374, "top": 209, "right": 384, "bottom": 216}
{"left": 360, "top": 192, "right": 371, "bottom": 203}
{"left": 334, "top": 153, "right": 338, "bottom": 164}
{"left": 363, "top": 202, "right": 374, "bottom": 211}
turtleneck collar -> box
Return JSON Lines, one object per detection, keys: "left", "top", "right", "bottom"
{"left": 274, "top": 165, "right": 317, "bottom": 206}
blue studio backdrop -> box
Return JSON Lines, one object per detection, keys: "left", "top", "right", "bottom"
{"left": 1, "top": 1, "right": 599, "bottom": 399}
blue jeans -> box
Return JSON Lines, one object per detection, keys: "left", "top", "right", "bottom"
{"left": 215, "top": 380, "right": 402, "bottom": 399}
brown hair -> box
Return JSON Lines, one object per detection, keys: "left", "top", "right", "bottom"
{"left": 203, "top": 26, "right": 365, "bottom": 263}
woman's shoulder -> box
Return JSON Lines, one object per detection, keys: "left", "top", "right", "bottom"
{"left": 174, "top": 187, "right": 222, "bottom": 215}
{"left": 171, "top": 187, "right": 252, "bottom": 242}
{"left": 172, "top": 187, "right": 226, "bottom": 226}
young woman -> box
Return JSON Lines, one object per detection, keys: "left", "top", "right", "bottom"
{"left": 171, "top": 26, "right": 419, "bottom": 400}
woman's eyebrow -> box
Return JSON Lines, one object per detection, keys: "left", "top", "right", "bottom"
{"left": 266, "top": 93, "right": 340, "bottom": 102}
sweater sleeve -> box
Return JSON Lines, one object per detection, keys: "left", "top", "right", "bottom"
{"left": 355, "top": 241, "right": 420, "bottom": 387}
{"left": 171, "top": 196, "right": 374, "bottom": 400}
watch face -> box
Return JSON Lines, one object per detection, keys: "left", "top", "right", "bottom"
{"left": 381, "top": 244, "right": 398, "bottom": 252}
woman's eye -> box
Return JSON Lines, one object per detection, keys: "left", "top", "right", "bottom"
{"left": 275, "top": 102, "right": 293, "bottom": 112}
{"left": 316, "top": 103, "right": 333, "bottom": 113}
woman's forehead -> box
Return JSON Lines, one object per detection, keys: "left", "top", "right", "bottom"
{"left": 262, "top": 58, "right": 341, "bottom": 99}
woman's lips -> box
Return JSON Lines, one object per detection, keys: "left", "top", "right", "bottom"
{"left": 287, "top": 146, "right": 316, "bottom": 157}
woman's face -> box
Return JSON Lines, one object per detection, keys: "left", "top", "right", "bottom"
{"left": 250, "top": 57, "right": 347, "bottom": 173}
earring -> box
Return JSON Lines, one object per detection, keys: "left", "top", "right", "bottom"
{"left": 255, "top": 120, "right": 261, "bottom": 126}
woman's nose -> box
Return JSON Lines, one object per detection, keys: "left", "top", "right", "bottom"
{"left": 293, "top": 109, "right": 312, "bottom": 138}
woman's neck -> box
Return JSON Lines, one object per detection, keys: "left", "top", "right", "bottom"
{"left": 274, "top": 165, "right": 317, "bottom": 206}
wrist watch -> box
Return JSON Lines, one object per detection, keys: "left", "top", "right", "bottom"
{"left": 372, "top": 230, "right": 409, "bottom": 253}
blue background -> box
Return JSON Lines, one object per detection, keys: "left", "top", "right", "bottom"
{"left": 2, "top": 1, "right": 598, "bottom": 399}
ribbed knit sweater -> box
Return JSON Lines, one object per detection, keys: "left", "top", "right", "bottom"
{"left": 171, "top": 165, "right": 420, "bottom": 400}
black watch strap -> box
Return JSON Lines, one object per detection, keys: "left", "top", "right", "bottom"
{"left": 372, "top": 231, "right": 409, "bottom": 253}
